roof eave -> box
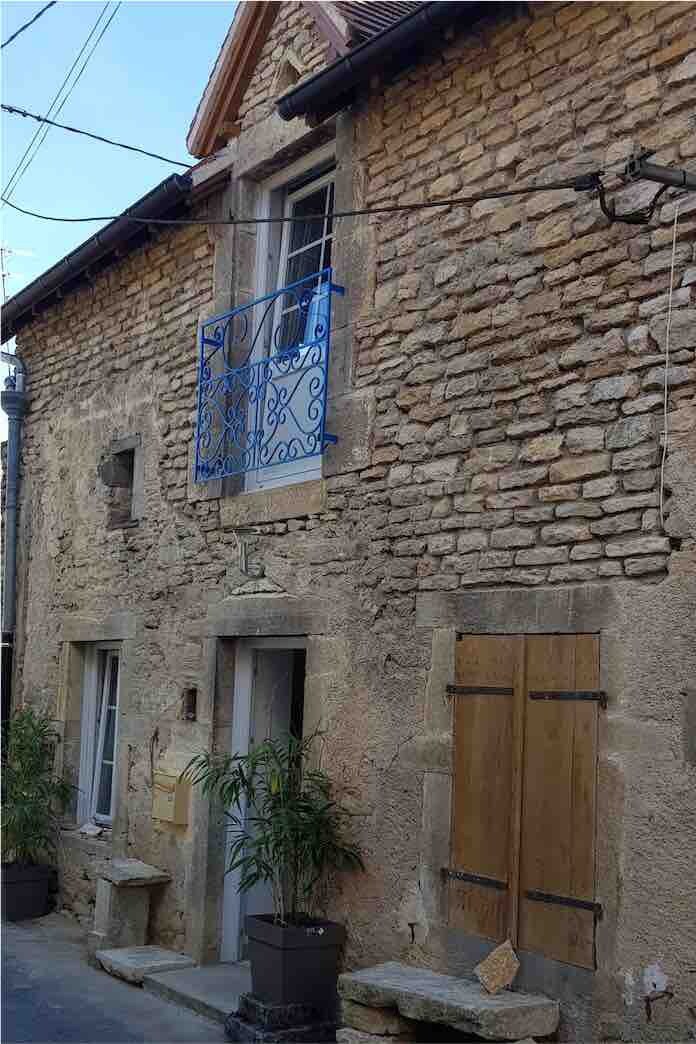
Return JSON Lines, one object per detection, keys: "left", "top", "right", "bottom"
{"left": 277, "top": 1, "right": 483, "bottom": 123}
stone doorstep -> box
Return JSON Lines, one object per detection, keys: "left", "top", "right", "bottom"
{"left": 338, "top": 963, "right": 559, "bottom": 1043}
{"left": 143, "top": 961, "right": 252, "bottom": 1025}
{"left": 95, "top": 945, "right": 196, "bottom": 984}
{"left": 101, "top": 858, "right": 171, "bottom": 887}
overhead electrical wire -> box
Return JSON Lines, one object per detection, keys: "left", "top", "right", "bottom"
{"left": 2, "top": 105, "right": 191, "bottom": 169}
{"left": 0, "top": 172, "right": 606, "bottom": 226}
{"left": 2, "top": 2, "right": 119, "bottom": 202}
{"left": 1, "top": 1, "right": 57, "bottom": 50}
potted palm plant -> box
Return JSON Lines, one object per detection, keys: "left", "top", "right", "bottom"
{"left": 184, "top": 732, "right": 363, "bottom": 1008}
{"left": 1, "top": 706, "right": 72, "bottom": 921}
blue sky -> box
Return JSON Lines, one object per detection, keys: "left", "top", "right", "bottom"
{"left": 1, "top": 0, "right": 235, "bottom": 435}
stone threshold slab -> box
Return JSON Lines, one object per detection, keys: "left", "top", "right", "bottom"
{"left": 143, "top": 962, "right": 252, "bottom": 1024}
{"left": 96, "top": 945, "right": 195, "bottom": 984}
{"left": 338, "top": 962, "right": 559, "bottom": 1042}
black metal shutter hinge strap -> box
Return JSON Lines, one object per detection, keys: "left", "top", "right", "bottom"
{"left": 442, "top": 868, "right": 508, "bottom": 891}
{"left": 528, "top": 689, "right": 607, "bottom": 709}
{"left": 525, "top": 889, "right": 603, "bottom": 919}
{"left": 446, "top": 685, "right": 513, "bottom": 697}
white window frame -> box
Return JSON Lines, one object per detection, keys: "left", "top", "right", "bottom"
{"left": 77, "top": 644, "right": 121, "bottom": 826}
{"left": 245, "top": 144, "right": 336, "bottom": 493}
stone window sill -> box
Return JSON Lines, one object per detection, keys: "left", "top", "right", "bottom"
{"left": 220, "top": 479, "right": 326, "bottom": 527}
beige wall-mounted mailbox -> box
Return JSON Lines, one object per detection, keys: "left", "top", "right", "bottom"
{"left": 152, "top": 772, "right": 190, "bottom": 825}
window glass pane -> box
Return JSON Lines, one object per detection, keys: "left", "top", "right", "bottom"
{"left": 101, "top": 702, "right": 117, "bottom": 766}
{"left": 95, "top": 754, "right": 113, "bottom": 817}
{"left": 286, "top": 243, "right": 323, "bottom": 288}
{"left": 288, "top": 187, "right": 327, "bottom": 254}
{"left": 93, "top": 652, "right": 119, "bottom": 819}
{"left": 326, "top": 182, "right": 335, "bottom": 238}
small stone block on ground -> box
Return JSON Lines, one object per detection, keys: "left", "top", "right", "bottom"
{"left": 337, "top": 1030, "right": 414, "bottom": 1044}
{"left": 474, "top": 940, "right": 520, "bottom": 995}
{"left": 340, "top": 999, "right": 415, "bottom": 1037}
{"left": 96, "top": 945, "right": 196, "bottom": 984}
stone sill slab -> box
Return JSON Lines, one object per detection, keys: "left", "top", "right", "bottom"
{"left": 101, "top": 858, "right": 171, "bottom": 887}
{"left": 96, "top": 945, "right": 195, "bottom": 984}
{"left": 338, "top": 962, "right": 559, "bottom": 1042}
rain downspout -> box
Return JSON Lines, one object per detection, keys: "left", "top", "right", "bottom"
{"left": 1, "top": 349, "right": 27, "bottom": 727}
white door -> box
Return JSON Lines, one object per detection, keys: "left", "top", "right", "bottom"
{"left": 220, "top": 642, "right": 303, "bottom": 963}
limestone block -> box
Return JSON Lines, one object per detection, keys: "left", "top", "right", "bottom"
{"left": 338, "top": 962, "right": 559, "bottom": 1042}
{"left": 101, "top": 859, "right": 171, "bottom": 886}
{"left": 337, "top": 1031, "right": 414, "bottom": 1044}
{"left": 93, "top": 878, "right": 150, "bottom": 948}
{"left": 474, "top": 940, "right": 520, "bottom": 995}
{"left": 340, "top": 999, "right": 415, "bottom": 1036}
{"left": 96, "top": 945, "right": 195, "bottom": 984}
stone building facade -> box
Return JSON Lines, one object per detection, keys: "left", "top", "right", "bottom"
{"left": 3, "top": 2, "right": 696, "bottom": 1040}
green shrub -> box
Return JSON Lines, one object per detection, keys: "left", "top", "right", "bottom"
{"left": 184, "top": 732, "right": 363, "bottom": 925}
{"left": 2, "top": 707, "right": 73, "bottom": 866}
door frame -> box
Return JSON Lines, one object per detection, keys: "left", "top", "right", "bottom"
{"left": 220, "top": 636, "right": 308, "bottom": 963}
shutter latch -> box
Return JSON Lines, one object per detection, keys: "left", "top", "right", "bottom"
{"left": 528, "top": 689, "right": 607, "bottom": 709}
{"left": 525, "top": 888, "right": 603, "bottom": 919}
{"left": 446, "top": 685, "right": 513, "bottom": 697}
{"left": 442, "top": 868, "right": 508, "bottom": 891}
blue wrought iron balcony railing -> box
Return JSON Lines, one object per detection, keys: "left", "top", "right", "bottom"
{"left": 194, "top": 268, "right": 344, "bottom": 483}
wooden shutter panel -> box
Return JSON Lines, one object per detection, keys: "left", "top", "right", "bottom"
{"left": 518, "top": 634, "right": 599, "bottom": 969}
{"left": 448, "top": 635, "right": 523, "bottom": 942}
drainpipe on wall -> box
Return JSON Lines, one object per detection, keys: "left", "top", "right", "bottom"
{"left": 1, "top": 350, "right": 27, "bottom": 729}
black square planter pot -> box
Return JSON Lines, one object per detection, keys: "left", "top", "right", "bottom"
{"left": 246, "top": 914, "right": 345, "bottom": 1008}
{"left": 1, "top": 864, "right": 51, "bottom": 921}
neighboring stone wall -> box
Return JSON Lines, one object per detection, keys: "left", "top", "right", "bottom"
{"left": 237, "top": 2, "right": 332, "bottom": 134}
{"left": 351, "top": 1, "right": 696, "bottom": 591}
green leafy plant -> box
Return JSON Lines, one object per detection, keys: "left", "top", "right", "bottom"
{"left": 183, "top": 732, "right": 363, "bottom": 925}
{"left": 1, "top": 707, "right": 73, "bottom": 866}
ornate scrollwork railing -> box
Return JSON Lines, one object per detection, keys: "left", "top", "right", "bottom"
{"left": 194, "top": 268, "right": 343, "bottom": 483}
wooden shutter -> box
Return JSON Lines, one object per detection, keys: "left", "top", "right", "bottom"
{"left": 448, "top": 635, "right": 523, "bottom": 942}
{"left": 518, "top": 634, "right": 599, "bottom": 969}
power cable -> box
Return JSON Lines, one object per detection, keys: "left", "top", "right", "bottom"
{"left": 1, "top": 104, "right": 190, "bottom": 169}
{"left": 8, "top": 3, "right": 121, "bottom": 199}
{"left": 2, "top": 2, "right": 116, "bottom": 201}
{"left": 1, "top": 1, "right": 57, "bottom": 49}
{"left": 0, "top": 171, "right": 604, "bottom": 226}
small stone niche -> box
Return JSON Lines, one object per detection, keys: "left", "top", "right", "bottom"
{"left": 99, "top": 435, "right": 142, "bottom": 528}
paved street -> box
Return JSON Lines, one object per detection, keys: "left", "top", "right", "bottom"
{"left": 2, "top": 913, "right": 226, "bottom": 1043}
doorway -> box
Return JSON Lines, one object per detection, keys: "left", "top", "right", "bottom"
{"left": 220, "top": 638, "right": 306, "bottom": 963}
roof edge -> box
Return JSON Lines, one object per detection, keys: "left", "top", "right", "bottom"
{"left": 1, "top": 171, "right": 219, "bottom": 344}
{"left": 187, "top": 2, "right": 279, "bottom": 159}
{"left": 277, "top": 1, "right": 481, "bottom": 123}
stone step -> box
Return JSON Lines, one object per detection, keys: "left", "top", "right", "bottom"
{"left": 96, "top": 945, "right": 196, "bottom": 984}
{"left": 143, "top": 962, "right": 252, "bottom": 1024}
{"left": 338, "top": 962, "right": 559, "bottom": 1042}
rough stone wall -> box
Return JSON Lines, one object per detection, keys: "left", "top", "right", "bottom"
{"left": 351, "top": 1, "right": 696, "bottom": 590}
{"left": 12, "top": 219, "right": 217, "bottom": 942}
{"left": 237, "top": 2, "right": 332, "bottom": 134}
{"left": 8, "top": 1, "right": 696, "bottom": 1039}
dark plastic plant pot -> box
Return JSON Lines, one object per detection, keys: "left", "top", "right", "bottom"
{"left": 246, "top": 914, "right": 345, "bottom": 1008}
{"left": 2, "top": 863, "right": 52, "bottom": 921}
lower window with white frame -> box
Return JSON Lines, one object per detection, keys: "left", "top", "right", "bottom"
{"left": 77, "top": 645, "right": 121, "bottom": 826}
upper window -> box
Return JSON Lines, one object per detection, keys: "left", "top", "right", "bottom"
{"left": 246, "top": 169, "right": 336, "bottom": 492}
{"left": 77, "top": 646, "right": 121, "bottom": 826}
{"left": 194, "top": 154, "right": 342, "bottom": 489}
